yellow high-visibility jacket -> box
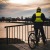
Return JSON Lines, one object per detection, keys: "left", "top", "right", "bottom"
{"left": 35, "top": 12, "right": 43, "bottom": 22}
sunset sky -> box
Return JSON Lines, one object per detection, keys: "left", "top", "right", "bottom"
{"left": 0, "top": 0, "right": 50, "bottom": 18}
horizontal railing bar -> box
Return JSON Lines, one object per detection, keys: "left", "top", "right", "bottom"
{"left": 5, "top": 21, "right": 49, "bottom": 28}
{"left": 5, "top": 24, "right": 33, "bottom": 28}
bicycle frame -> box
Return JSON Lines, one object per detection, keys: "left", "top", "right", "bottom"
{"left": 28, "top": 28, "right": 41, "bottom": 39}
{"left": 28, "top": 26, "right": 47, "bottom": 49}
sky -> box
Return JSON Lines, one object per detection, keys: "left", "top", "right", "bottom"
{"left": 0, "top": 0, "right": 50, "bottom": 18}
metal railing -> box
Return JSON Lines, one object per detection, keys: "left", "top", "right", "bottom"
{"left": 5, "top": 21, "right": 50, "bottom": 44}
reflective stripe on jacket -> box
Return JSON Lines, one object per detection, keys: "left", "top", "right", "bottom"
{"left": 35, "top": 12, "right": 43, "bottom": 22}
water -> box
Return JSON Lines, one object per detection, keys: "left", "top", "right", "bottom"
{"left": 0, "top": 22, "right": 22, "bottom": 38}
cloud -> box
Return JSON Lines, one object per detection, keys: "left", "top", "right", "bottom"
{"left": 0, "top": 3, "right": 7, "bottom": 10}
{"left": 0, "top": 7, "right": 50, "bottom": 18}
{"left": 48, "top": 10, "right": 50, "bottom": 13}
{"left": 0, "top": 2, "right": 50, "bottom": 11}
{"left": 0, "top": 1, "right": 50, "bottom": 18}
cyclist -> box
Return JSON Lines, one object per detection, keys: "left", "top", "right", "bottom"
{"left": 31, "top": 7, "right": 47, "bottom": 46}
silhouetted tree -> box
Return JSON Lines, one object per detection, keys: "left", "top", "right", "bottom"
{"left": 2, "top": 17, "right": 5, "bottom": 22}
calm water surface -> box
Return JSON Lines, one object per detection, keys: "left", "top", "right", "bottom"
{"left": 0, "top": 22, "right": 21, "bottom": 38}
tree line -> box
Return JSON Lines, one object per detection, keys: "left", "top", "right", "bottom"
{"left": 0, "top": 16, "right": 50, "bottom": 23}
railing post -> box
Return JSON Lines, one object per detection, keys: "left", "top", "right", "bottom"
{"left": 14, "top": 26, "right": 15, "bottom": 43}
{"left": 12, "top": 27, "right": 13, "bottom": 43}
{"left": 22, "top": 25, "right": 23, "bottom": 41}
{"left": 9, "top": 27, "right": 10, "bottom": 43}
{"left": 19, "top": 26, "right": 20, "bottom": 39}
{"left": 25, "top": 25, "right": 26, "bottom": 41}
{"left": 6, "top": 27, "right": 8, "bottom": 45}
{"left": 17, "top": 26, "right": 18, "bottom": 38}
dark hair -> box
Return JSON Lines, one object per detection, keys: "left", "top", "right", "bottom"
{"left": 36, "top": 7, "right": 41, "bottom": 12}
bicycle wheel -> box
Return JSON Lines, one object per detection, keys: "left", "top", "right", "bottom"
{"left": 28, "top": 33, "right": 36, "bottom": 49}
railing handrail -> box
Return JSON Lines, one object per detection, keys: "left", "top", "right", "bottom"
{"left": 5, "top": 21, "right": 49, "bottom": 28}
{"left": 5, "top": 24, "right": 31, "bottom": 28}
{"left": 5, "top": 23, "right": 33, "bottom": 28}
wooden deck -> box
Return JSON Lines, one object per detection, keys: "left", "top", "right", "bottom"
{"left": 11, "top": 42, "right": 50, "bottom": 50}
{"left": 0, "top": 40, "right": 50, "bottom": 50}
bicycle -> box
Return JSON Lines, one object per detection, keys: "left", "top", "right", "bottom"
{"left": 28, "top": 26, "right": 47, "bottom": 49}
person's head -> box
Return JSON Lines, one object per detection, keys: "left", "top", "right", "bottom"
{"left": 36, "top": 7, "right": 41, "bottom": 12}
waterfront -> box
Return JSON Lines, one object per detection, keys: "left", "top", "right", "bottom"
{"left": 0, "top": 22, "right": 22, "bottom": 38}
{"left": 0, "top": 22, "right": 50, "bottom": 41}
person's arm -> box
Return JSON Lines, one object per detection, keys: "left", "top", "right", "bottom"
{"left": 41, "top": 13, "right": 46, "bottom": 22}
{"left": 31, "top": 14, "right": 36, "bottom": 22}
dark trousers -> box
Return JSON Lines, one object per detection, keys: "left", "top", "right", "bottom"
{"left": 34, "top": 26, "right": 46, "bottom": 44}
